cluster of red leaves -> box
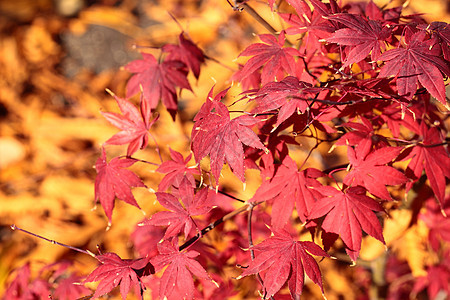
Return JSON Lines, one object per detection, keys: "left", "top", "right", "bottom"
{"left": 7, "top": 0, "right": 449, "bottom": 299}
{"left": 85, "top": 0, "right": 450, "bottom": 298}
{"left": 4, "top": 262, "right": 91, "bottom": 299}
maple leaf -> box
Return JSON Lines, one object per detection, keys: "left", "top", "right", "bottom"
{"left": 156, "top": 148, "right": 200, "bottom": 193}
{"left": 84, "top": 253, "right": 153, "bottom": 300}
{"left": 326, "top": 13, "right": 391, "bottom": 67}
{"left": 231, "top": 63, "right": 261, "bottom": 91}
{"left": 250, "top": 156, "right": 324, "bottom": 228}
{"left": 246, "top": 76, "right": 323, "bottom": 128}
{"left": 404, "top": 122, "right": 450, "bottom": 208}
{"left": 238, "top": 31, "right": 301, "bottom": 84}
{"left": 336, "top": 116, "right": 389, "bottom": 159}
{"left": 237, "top": 228, "right": 328, "bottom": 298}
{"left": 53, "top": 273, "right": 91, "bottom": 300}
{"left": 378, "top": 30, "right": 450, "bottom": 104}
{"left": 3, "top": 262, "right": 50, "bottom": 300}
{"left": 412, "top": 263, "right": 450, "bottom": 300}
{"left": 131, "top": 220, "right": 165, "bottom": 257}
{"left": 125, "top": 52, "right": 192, "bottom": 118}
{"left": 150, "top": 239, "right": 211, "bottom": 300}
{"left": 94, "top": 148, "right": 146, "bottom": 224}
{"left": 419, "top": 21, "right": 450, "bottom": 60}
{"left": 420, "top": 197, "right": 450, "bottom": 251}
{"left": 102, "top": 93, "right": 158, "bottom": 157}
{"left": 344, "top": 146, "right": 407, "bottom": 200}
{"left": 308, "top": 186, "right": 385, "bottom": 261}
{"left": 191, "top": 87, "right": 267, "bottom": 182}
{"left": 146, "top": 177, "right": 213, "bottom": 239}
{"left": 162, "top": 33, "right": 205, "bottom": 79}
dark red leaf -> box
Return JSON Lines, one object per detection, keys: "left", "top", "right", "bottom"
{"left": 162, "top": 33, "right": 205, "bottom": 79}
{"left": 246, "top": 76, "right": 323, "bottom": 128}
{"left": 405, "top": 122, "right": 450, "bottom": 208}
{"left": 125, "top": 53, "right": 192, "bottom": 118}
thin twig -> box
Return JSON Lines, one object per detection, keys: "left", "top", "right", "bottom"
{"left": 179, "top": 204, "right": 250, "bottom": 251}
{"left": 247, "top": 203, "right": 274, "bottom": 300}
{"left": 10, "top": 225, "right": 93, "bottom": 257}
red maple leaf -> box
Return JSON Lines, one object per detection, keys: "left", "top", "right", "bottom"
{"left": 238, "top": 31, "right": 301, "bottom": 84}
{"left": 3, "top": 263, "right": 51, "bottom": 300}
{"left": 146, "top": 177, "right": 213, "bottom": 239}
{"left": 344, "top": 146, "right": 407, "bottom": 200}
{"left": 326, "top": 13, "right": 391, "bottom": 67}
{"left": 308, "top": 186, "right": 385, "bottom": 261}
{"left": 150, "top": 240, "right": 211, "bottom": 300}
{"left": 191, "top": 87, "right": 266, "bottom": 182}
{"left": 236, "top": 228, "right": 328, "bottom": 298}
{"left": 336, "top": 116, "right": 389, "bottom": 159}
{"left": 162, "top": 33, "right": 205, "bottom": 79}
{"left": 246, "top": 76, "right": 323, "bottom": 128}
{"left": 125, "top": 52, "right": 192, "bottom": 118}
{"left": 53, "top": 273, "right": 91, "bottom": 300}
{"left": 412, "top": 263, "right": 450, "bottom": 300}
{"left": 250, "top": 156, "right": 324, "bottom": 228}
{"left": 156, "top": 148, "right": 200, "bottom": 193}
{"left": 84, "top": 253, "right": 153, "bottom": 300}
{"left": 404, "top": 122, "right": 450, "bottom": 208}
{"left": 378, "top": 30, "right": 450, "bottom": 104}
{"left": 420, "top": 197, "right": 450, "bottom": 251}
{"left": 102, "top": 93, "right": 158, "bottom": 157}
{"left": 94, "top": 148, "right": 146, "bottom": 224}
{"left": 419, "top": 21, "right": 450, "bottom": 60}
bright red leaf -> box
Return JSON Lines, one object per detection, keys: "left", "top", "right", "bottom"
{"left": 326, "top": 13, "right": 390, "bottom": 67}
{"left": 156, "top": 148, "right": 200, "bottom": 193}
{"left": 84, "top": 253, "right": 152, "bottom": 300}
{"left": 102, "top": 93, "right": 157, "bottom": 157}
{"left": 378, "top": 30, "right": 450, "bottom": 104}
{"left": 150, "top": 240, "right": 211, "bottom": 300}
{"left": 146, "top": 177, "right": 213, "bottom": 239}
{"left": 237, "top": 228, "right": 328, "bottom": 298}
{"left": 238, "top": 31, "right": 301, "bottom": 84}
{"left": 308, "top": 186, "right": 385, "bottom": 261}
{"left": 250, "top": 156, "right": 324, "bottom": 228}
{"left": 94, "top": 148, "right": 146, "bottom": 224}
{"left": 191, "top": 87, "right": 267, "bottom": 182}
{"left": 344, "top": 146, "right": 407, "bottom": 200}
{"left": 336, "top": 116, "right": 389, "bottom": 159}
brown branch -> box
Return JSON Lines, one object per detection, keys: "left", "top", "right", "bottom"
{"left": 179, "top": 203, "right": 250, "bottom": 251}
